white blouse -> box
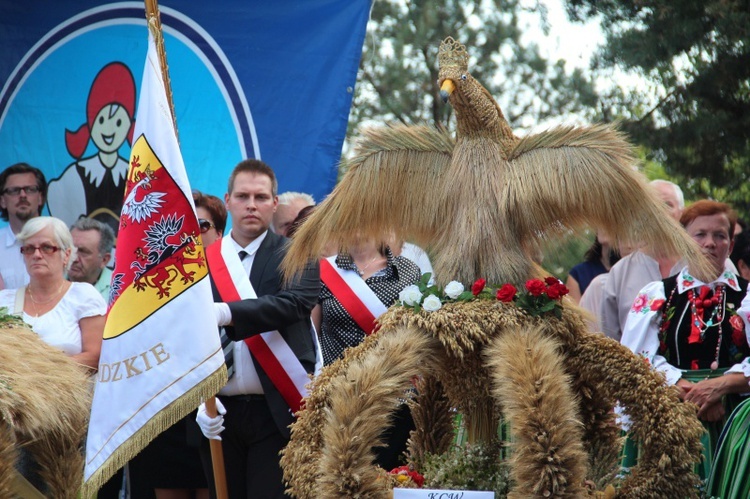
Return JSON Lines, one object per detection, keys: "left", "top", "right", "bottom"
{"left": 621, "top": 267, "right": 750, "bottom": 385}
{"left": 0, "top": 282, "right": 106, "bottom": 356}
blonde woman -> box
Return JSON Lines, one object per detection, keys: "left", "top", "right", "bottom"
{"left": 0, "top": 216, "right": 105, "bottom": 370}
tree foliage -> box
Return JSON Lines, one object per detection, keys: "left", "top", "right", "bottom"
{"left": 566, "top": 0, "right": 750, "bottom": 214}
{"left": 346, "top": 0, "right": 599, "bottom": 146}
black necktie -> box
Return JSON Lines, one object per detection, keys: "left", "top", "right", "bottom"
{"left": 220, "top": 327, "right": 234, "bottom": 380}
{"left": 220, "top": 250, "right": 249, "bottom": 380}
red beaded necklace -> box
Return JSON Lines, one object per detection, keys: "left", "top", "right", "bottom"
{"left": 687, "top": 284, "right": 725, "bottom": 370}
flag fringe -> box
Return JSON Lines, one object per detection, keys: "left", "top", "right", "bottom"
{"left": 80, "top": 366, "right": 226, "bottom": 498}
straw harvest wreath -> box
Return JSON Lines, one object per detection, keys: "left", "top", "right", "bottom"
{"left": 280, "top": 37, "right": 711, "bottom": 497}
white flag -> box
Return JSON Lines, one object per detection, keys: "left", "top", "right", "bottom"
{"left": 82, "top": 28, "right": 226, "bottom": 495}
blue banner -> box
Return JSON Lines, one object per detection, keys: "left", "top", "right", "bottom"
{"left": 0, "top": 1, "right": 369, "bottom": 230}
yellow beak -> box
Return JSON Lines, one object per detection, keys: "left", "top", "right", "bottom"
{"left": 439, "top": 79, "right": 455, "bottom": 103}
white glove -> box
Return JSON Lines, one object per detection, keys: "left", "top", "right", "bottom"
{"left": 214, "top": 302, "right": 232, "bottom": 327}
{"left": 196, "top": 399, "right": 226, "bottom": 440}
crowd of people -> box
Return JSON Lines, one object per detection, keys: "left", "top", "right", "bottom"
{"left": 571, "top": 180, "right": 750, "bottom": 482}
{"left": 2, "top": 159, "right": 749, "bottom": 497}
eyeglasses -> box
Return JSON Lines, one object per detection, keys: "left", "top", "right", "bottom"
{"left": 2, "top": 185, "right": 40, "bottom": 196}
{"left": 198, "top": 219, "right": 216, "bottom": 233}
{"left": 20, "top": 243, "right": 61, "bottom": 255}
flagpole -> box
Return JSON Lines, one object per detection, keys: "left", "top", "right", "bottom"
{"left": 144, "top": 0, "right": 178, "bottom": 136}
{"left": 142, "top": 2, "right": 229, "bottom": 499}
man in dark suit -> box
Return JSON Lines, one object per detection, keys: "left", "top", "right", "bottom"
{"left": 197, "top": 159, "right": 319, "bottom": 499}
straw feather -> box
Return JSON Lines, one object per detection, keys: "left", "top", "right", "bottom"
{"left": 280, "top": 327, "right": 440, "bottom": 499}
{"left": 0, "top": 420, "right": 15, "bottom": 497}
{"left": 562, "top": 332, "right": 704, "bottom": 497}
{"left": 316, "top": 325, "right": 441, "bottom": 498}
{"left": 0, "top": 321, "right": 93, "bottom": 497}
{"left": 282, "top": 123, "right": 453, "bottom": 280}
{"left": 283, "top": 37, "right": 712, "bottom": 287}
{"left": 486, "top": 325, "right": 588, "bottom": 498}
{"left": 406, "top": 374, "right": 454, "bottom": 470}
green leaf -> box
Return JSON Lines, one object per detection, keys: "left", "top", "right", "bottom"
{"left": 458, "top": 291, "right": 475, "bottom": 301}
{"left": 420, "top": 272, "right": 433, "bottom": 287}
{"left": 665, "top": 307, "right": 676, "bottom": 321}
{"left": 540, "top": 301, "right": 556, "bottom": 312}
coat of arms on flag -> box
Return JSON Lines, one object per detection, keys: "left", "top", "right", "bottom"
{"left": 106, "top": 136, "right": 207, "bottom": 338}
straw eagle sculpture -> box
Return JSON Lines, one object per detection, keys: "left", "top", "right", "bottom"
{"left": 280, "top": 37, "right": 710, "bottom": 498}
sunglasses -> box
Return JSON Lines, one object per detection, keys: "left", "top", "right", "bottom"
{"left": 20, "top": 243, "right": 61, "bottom": 255}
{"left": 3, "top": 185, "right": 40, "bottom": 196}
{"left": 198, "top": 219, "right": 216, "bottom": 233}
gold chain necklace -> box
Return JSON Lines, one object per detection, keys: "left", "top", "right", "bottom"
{"left": 27, "top": 281, "right": 66, "bottom": 306}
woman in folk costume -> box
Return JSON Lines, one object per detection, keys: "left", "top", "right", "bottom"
{"left": 621, "top": 200, "right": 750, "bottom": 479}
{"left": 315, "top": 237, "right": 420, "bottom": 469}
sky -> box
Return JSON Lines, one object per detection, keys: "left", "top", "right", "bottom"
{"left": 527, "top": 0, "right": 603, "bottom": 72}
{"left": 522, "top": 0, "right": 649, "bottom": 123}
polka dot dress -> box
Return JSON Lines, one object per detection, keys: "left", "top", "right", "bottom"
{"left": 319, "top": 247, "right": 421, "bottom": 365}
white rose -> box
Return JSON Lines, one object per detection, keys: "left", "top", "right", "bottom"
{"left": 444, "top": 281, "right": 464, "bottom": 299}
{"left": 422, "top": 294, "right": 443, "bottom": 312}
{"left": 399, "top": 285, "right": 423, "bottom": 306}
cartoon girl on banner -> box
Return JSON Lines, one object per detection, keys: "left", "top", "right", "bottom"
{"left": 47, "top": 62, "right": 136, "bottom": 235}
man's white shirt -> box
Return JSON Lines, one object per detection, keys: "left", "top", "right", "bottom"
{"left": 0, "top": 225, "right": 29, "bottom": 289}
{"left": 217, "top": 230, "right": 268, "bottom": 396}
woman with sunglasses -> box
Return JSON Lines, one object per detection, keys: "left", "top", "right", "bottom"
{"left": 0, "top": 216, "right": 105, "bottom": 370}
{"left": 194, "top": 190, "right": 226, "bottom": 247}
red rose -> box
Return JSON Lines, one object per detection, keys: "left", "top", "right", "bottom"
{"left": 496, "top": 283, "right": 517, "bottom": 302}
{"left": 558, "top": 283, "right": 569, "bottom": 296}
{"left": 730, "top": 315, "right": 745, "bottom": 346}
{"left": 544, "top": 276, "right": 560, "bottom": 286}
{"left": 525, "top": 279, "right": 546, "bottom": 296}
{"left": 730, "top": 314, "right": 744, "bottom": 333}
{"left": 471, "top": 278, "right": 486, "bottom": 296}
{"left": 650, "top": 298, "right": 665, "bottom": 311}
{"left": 546, "top": 284, "right": 562, "bottom": 299}
{"left": 547, "top": 282, "right": 568, "bottom": 299}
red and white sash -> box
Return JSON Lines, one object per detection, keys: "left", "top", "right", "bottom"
{"left": 320, "top": 255, "right": 387, "bottom": 335}
{"left": 206, "top": 236, "right": 309, "bottom": 413}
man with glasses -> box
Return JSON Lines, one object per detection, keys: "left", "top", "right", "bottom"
{"left": 0, "top": 163, "right": 47, "bottom": 289}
